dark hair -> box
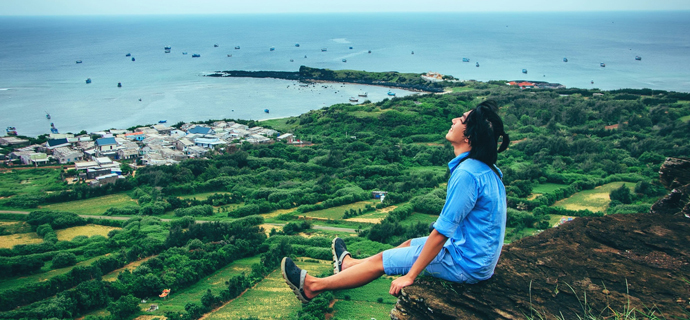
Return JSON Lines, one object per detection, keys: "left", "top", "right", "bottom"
{"left": 462, "top": 100, "right": 510, "bottom": 166}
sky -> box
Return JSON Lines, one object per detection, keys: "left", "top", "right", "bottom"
{"left": 2, "top": 0, "right": 690, "bottom": 15}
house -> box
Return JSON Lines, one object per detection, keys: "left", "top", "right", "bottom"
{"left": 176, "top": 138, "right": 194, "bottom": 152}
{"left": 152, "top": 124, "right": 173, "bottom": 135}
{"left": 117, "top": 147, "right": 139, "bottom": 160}
{"left": 53, "top": 147, "right": 84, "bottom": 164}
{"left": 45, "top": 139, "right": 71, "bottom": 152}
{"left": 194, "top": 136, "right": 226, "bottom": 149}
{"left": 74, "top": 161, "right": 100, "bottom": 171}
{"left": 125, "top": 132, "right": 146, "bottom": 141}
{"left": 230, "top": 128, "right": 251, "bottom": 138}
{"left": 95, "top": 137, "right": 118, "bottom": 152}
{"left": 277, "top": 133, "right": 294, "bottom": 143}
{"left": 109, "top": 129, "right": 128, "bottom": 135}
{"left": 187, "top": 126, "right": 214, "bottom": 135}
{"left": 8, "top": 151, "right": 34, "bottom": 161}
{"left": 90, "top": 173, "right": 121, "bottom": 187}
{"left": 372, "top": 191, "right": 388, "bottom": 199}
{"left": 0, "top": 136, "right": 30, "bottom": 147}
{"left": 186, "top": 146, "right": 208, "bottom": 158}
{"left": 49, "top": 133, "right": 74, "bottom": 140}
{"left": 20, "top": 153, "right": 49, "bottom": 165}
{"left": 246, "top": 134, "right": 271, "bottom": 144}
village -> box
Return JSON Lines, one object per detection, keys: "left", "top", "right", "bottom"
{"left": 0, "top": 121, "right": 302, "bottom": 187}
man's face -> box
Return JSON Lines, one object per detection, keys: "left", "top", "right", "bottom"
{"left": 446, "top": 111, "right": 471, "bottom": 145}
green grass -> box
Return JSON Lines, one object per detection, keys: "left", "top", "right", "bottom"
{"left": 0, "top": 168, "right": 64, "bottom": 196}
{"left": 40, "top": 193, "right": 138, "bottom": 215}
{"left": 450, "top": 86, "right": 475, "bottom": 92}
{"left": 178, "top": 192, "right": 233, "bottom": 201}
{"left": 0, "top": 220, "right": 32, "bottom": 234}
{"left": 531, "top": 183, "right": 569, "bottom": 194}
{"left": 680, "top": 114, "right": 690, "bottom": 123}
{"left": 206, "top": 258, "right": 332, "bottom": 320}
{"left": 400, "top": 212, "right": 438, "bottom": 227}
{"left": 139, "top": 256, "right": 262, "bottom": 316}
{"left": 0, "top": 254, "right": 106, "bottom": 292}
{"left": 300, "top": 200, "right": 379, "bottom": 220}
{"left": 406, "top": 165, "right": 447, "bottom": 174}
{"left": 553, "top": 181, "right": 634, "bottom": 213}
{"left": 259, "top": 117, "right": 300, "bottom": 132}
{"left": 332, "top": 277, "right": 397, "bottom": 319}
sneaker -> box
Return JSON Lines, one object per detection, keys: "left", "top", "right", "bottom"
{"left": 281, "top": 257, "right": 311, "bottom": 304}
{"left": 331, "top": 237, "right": 351, "bottom": 274}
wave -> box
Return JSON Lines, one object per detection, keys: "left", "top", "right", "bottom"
{"left": 0, "top": 88, "right": 10, "bottom": 91}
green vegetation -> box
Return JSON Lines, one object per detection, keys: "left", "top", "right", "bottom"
{"left": 553, "top": 182, "right": 634, "bottom": 213}
{"left": 332, "top": 277, "right": 397, "bottom": 319}
{"left": 40, "top": 193, "right": 138, "bottom": 215}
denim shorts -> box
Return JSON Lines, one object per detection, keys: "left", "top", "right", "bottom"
{"left": 382, "top": 236, "right": 473, "bottom": 284}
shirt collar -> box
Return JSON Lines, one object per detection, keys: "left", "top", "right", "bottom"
{"left": 448, "top": 151, "right": 470, "bottom": 173}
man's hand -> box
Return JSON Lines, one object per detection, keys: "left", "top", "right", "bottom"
{"left": 389, "top": 275, "right": 415, "bottom": 296}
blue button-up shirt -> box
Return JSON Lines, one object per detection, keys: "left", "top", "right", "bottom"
{"left": 432, "top": 152, "right": 507, "bottom": 282}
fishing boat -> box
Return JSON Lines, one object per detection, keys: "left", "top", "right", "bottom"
{"left": 165, "top": 49, "right": 170, "bottom": 53}
{"left": 214, "top": 44, "right": 219, "bottom": 47}
{"left": 321, "top": 48, "right": 327, "bottom": 52}
{"left": 235, "top": 46, "right": 240, "bottom": 50}
{"left": 50, "top": 123, "right": 58, "bottom": 134}
{"left": 522, "top": 69, "right": 528, "bottom": 74}
{"left": 635, "top": 56, "right": 641, "bottom": 61}
{"left": 600, "top": 63, "right": 606, "bottom": 67}
{"left": 358, "top": 92, "right": 368, "bottom": 97}
{"left": 192, "top": 54, "right": 200, "bottom": 58}
{"left": 349, "top": 97, "right": 358, "bottom": 102}
{"left": 76, "top": 60, "right": 82, "bottom": 64}
{"left": 411, "top": 51, "right": 414, "bottom": 55}
{"left": 132, "top": 57, "right": 135, "bottom": 61}
{"left": 117, "top": 82, "right": 122, "bottom": 88}
{"left": 6, "top": 127, "right": 17, "bottom": 136}
{"left": 290, "top": 59, "right": 294, "bottom": 62}
{"left": 182, "top": 52, "right": 188, "bottom": 55}
{"left": 342, "top": 59, "right": 347, "bottom": 63}
{"left": 228, "top": 54, "right": 232, "bottom": 57}
{"left": 45, "top": 112, "right": 51, "bottom": 120}
{"left": 126, "top": 53, "right": 131, "bottom": 57}
{"left": 462, "top": 58, "right": 470, "bottom": 62}
{"left": 164, "top": 46, "right": 171, "bottom": 50}
{"left": 270, "top": 47, "right": 275, "bottom": 51}
{"left": 563, "top": 57, "right": 568, "bottom": 62}
{"left": 349, "top": 46, "right": 353, "bottom": 49}
{"left": 368, "top": 50, "right": 371, "bottom": 53}
{"left": 304, "top": 55, "right": 308, "bottom": 58}
{"left": 476, "top": 62, "right": 480, "bottom": 67}
{"left": 264, "top": 109, "right": 270, "bottom": 113}
{"left": 295, "top": 43, "right": 300, "bottom": 47}
{"left": 387, "top": 91, "right": 396, "bottom": 96}
{"left": 158, "top": 120, "right": 167, "bottom": 124}
{"left": 85, "top": 78, "right": 92, "bottom": 84}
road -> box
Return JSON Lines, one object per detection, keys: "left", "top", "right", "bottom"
{"left": 1, "top": 211, "right": 358, "bottom": 233}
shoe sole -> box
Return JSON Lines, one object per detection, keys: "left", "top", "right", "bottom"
{"left": 331, "top": 238, "right": 340, "bottom": 274}
{"left": 281, "top": 257, "right": 310, "bottom": 304}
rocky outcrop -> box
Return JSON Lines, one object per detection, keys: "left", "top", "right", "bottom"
{"left": 392, "top": 157, "right": 690, "bottom": 320}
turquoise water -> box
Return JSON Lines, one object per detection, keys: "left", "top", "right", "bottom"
{"left": 1, "top": 12, "right": 688, "bottom": 137}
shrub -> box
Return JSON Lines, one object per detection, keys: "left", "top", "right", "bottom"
{"left": 51, "top": 252, "right": 78, "bottom": 269}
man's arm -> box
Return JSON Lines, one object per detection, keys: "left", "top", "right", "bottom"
{"left": 389, "top": 229, "right": 448, "bottom": 295}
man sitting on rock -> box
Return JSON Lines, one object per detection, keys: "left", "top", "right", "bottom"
{"left": 281, "top": 100, "right": 510, "bottom": 303}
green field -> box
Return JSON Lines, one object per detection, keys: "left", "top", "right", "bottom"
{"left": 207, "top": 258, "right": 332, "bottom": 320}
{"left": 553, "top": 181, "right": 634, "bottom": 213}
{"left": 0, "top": 220, "right": 32, "bottom": 234}
{"left": 0, "top": 254, "right": 106, "bottom": 292}
{"left": 332, "top": 276, "right": 397, "bottom": 320}
{"left": 0, "top": 168, "right": 64, "bottom": 196}
{"left": 399, "top": 212, "right": 438, "bottom": 227}
{"left": 55, "top": 224, "right": 120, "bottom": 241}
{"left": 0, "top": 231, "right": 42, "bottom": 249}
{"left": 531, "top": 183, "right": 569, "bottom": 194}
{"left": 301, "top": 200, "right": 379, "bottom": 220}
{"left": 40, "top": 193, "right": 138, "bottom": 215}
{"left": 680, "top": 114, "right": 690, "bottom": 123}
{"left": 259, "top": 117, "right": 300, "bottom": 132}
{"left": 178, "top": 191, "right": 232, "bottom": 201}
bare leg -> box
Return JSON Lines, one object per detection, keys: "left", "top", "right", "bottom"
{"left": 342, "top": 239, "right": 412, "bottom": 270}
{"left": 304, "top": 252, "right": 385, "bottom": 299}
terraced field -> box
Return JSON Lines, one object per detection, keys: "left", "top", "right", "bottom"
{"left": 40, "top": 193, "right": 138, "bottom": 215}
{"left": 553, "top": 181, "right": 634, "bottom": 213}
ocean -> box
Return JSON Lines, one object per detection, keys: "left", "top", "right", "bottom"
{"left": 1, "top": 12, "right": 689, "bottom": 137}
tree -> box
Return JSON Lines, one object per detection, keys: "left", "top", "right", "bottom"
{"left": 51, "top": 252, "right": 78, "bottom": 269}
{"left": 201, "top": 289, "right": 218, "bottom": 308}
{"left": 609, "top": 184, "right": 633, "bottom": 204}
{"left": 106, "top": 294, "right": 140, "bottom": 319}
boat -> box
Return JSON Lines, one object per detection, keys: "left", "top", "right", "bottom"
{"left": 165, "top": 49, "right": 170, "bottom": 53}
{"left": 182, "top": 52, "right": 188, "bottom": 55}
{"left": 117, "top": 82, "right": 122, "bottom": 88}
{"left": 85, "top": 78, "right": 92, "bottom": 84}
{"left": 45, "top": 112, "right": 51, "bottom": 120}
{"left": 295, "top": 43, "right": 300, "bottom": 47}
{"left": 321, "top": 48, "right": 327, "bottom": 52}
{"left": 214, "top": 44, "right": 219, "bottom": 47}
{"left": 349, "top": 97, "right": 358, "bottom": 102}
{"left": 235, "top": 46, "right": 240, "bottom": 50}
{"left": 164, "top": 46, "right": 171, "bottom": 50}
{"left": 270, "top": 47, "right": 275, "bottom": 51}
{"left": 6, "top": 127, "right": 17, "bottom": 136}
{"left": 158, "top": 120, "right": 167, "bottom": 124}
{"left": 591, "top": 80, "right": 594, "bottom": 84}
{"left": 600, "top": 63, "right": 606, "bottom": 67}
{"left": 635, "top": 56, "right": 641, "bottom": 61}
{"left": 228, "top": 54, "right": 232, "bottom": 57}
{"left": 368, "top": 50, "right": 371, "bottom": 54}
{"left": 476, "top": 62, "right": 480, "bottom": 67}
{"left": 522, "top": 69, "right": 528, "bottom": 74}
{"left": 411, "top": 51, "right": 414, "bottom": 55}
{"left": 50, "top": 123, "right": 58, "bottom": 134}
{"left": 349, "top": 46, "right": 353, "bottom": 50}
{"left": 387, "top": 91, "right": 396, "bottom": 96}
{"left": 76, "top": 60, "right": 82, "bottom": 64}
{"left": 192, "top": 54, "right": 200, "bottom": 58}
{"left": 132, "top": 57, "right": 135, "bottom": 61}
{"left": 563, "top": 57, "right": 568, "bottom": 62}
{"left": 264, "top": 109, "right": 270, "bottom": 113}
{"left": 342, "top": 59, "right": 347, "bottom": 62}
{"left": 126, "top": 53, "right": 131, "bottom": 57}
{"left": 290, "top": 59, "right": 294, "bottom": 62}
{"left": 462, "top": 58, "right": 470, "bottom": 62}
{"left": 358, "top": 92, "right": 368, "bottom": 97}
{"left": 304, "top": 55, "right": 307, "bottom": 58}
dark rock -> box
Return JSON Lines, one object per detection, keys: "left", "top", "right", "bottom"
{"left": 391, "top": 157, "right": 690, "bottom": 320}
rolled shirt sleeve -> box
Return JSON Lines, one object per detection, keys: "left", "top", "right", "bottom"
{"left": 433, "top": 169, "right": 477, "bottom": 238}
